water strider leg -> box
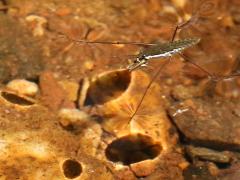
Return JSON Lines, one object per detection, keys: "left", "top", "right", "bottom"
{"left": 127, "top": 58, "right": 171, "bottom": 123}
{"left": 180, "top": 53, "right": 240, "bottom": 81}
{"left": 127, "top": 59, "right": 148, "bottom": 71}
{"left": 171, "top": 17, "right": 196, "bottom": 42}
{"left": 179, "top": 53, "right": 215, "bottom": 79}
{"left": 60, "top": 32, "right": 156, "bottom": 46}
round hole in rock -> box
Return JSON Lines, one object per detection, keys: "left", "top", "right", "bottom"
{"left": 62, "top": 159, "right": 82, "bottom": 179}
{"left": 1, "top": 91, "right": 35, "bottom": 106}
{"left": 105, "top": 134, "right": 162, "bottom": 165}
{"left": 85, "top": 69, "right": 131, "bottom": 105}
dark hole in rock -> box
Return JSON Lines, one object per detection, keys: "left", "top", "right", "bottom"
{"left": 85, "top": 69, "right": 131, "bottom": 105}
{"left": 1, "top": 91, "right": 34, "bottom": 106}
{"left": 62, "top": 159, "right": 82, "bottom": 179}
{"left": 215, "top": 162, "right": 231, "bottom": 169}
{"left": 105, "top": 134, "right": 162, "bottom": 165}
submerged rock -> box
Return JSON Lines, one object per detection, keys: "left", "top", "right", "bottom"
{"left": 168, "top": 97, "right": 240, "bottom": 150}
{"left": 6, "top": 79, "right": 39, "bottom": 97}
{"left": 186, "top": 145, "right": 232, "bottom": 163}
{"left": 58, "top": 108, "right": 92, "bottom": 128}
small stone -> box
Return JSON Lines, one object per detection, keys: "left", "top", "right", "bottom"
{"left": 78, "top": 77, "right": 90, "bottom": 108}
{"left": 130, "top": 159, "right": 157, "bottom": 177}
{"left": 58, "top": 108, "right": 91, "bottom": 127}
{"left": 186, "top": 146, "right": 231, "bottom": 163}
{"left": 25, "top": 15, "right": 47, "bottom": 37}
{"left": 178, "top": 161, "right": 190, "bottom": 170}
{"left": 84, "top": 60, "right": 95, "bottom": 70}
{"left": 6, "top": 79, "right": 38, "bottom": 96}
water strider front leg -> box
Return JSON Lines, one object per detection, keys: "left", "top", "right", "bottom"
{"left": 127, "top": 58, "right": 148, "bottom": 71}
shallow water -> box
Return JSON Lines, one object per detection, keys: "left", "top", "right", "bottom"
{"left": 0, "top": 0, "right": 240, "bottom": 179}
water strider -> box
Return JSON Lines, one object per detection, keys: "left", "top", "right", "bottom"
{"left": 64, "top": 34, "right": 201, "bottom": 71}
{"left": 126, "top": 38, "right": 200, "bottom": 71}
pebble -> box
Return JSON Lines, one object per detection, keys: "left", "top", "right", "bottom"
{"left": 25, "top": 15, "right": 47, "bottom": 37}
{"left": 58, "top": 108, "right": 91, "bottom": 127}
{"left": 84, "top": 60, "right": 95, "bottom": 71}
{"left": 186, "top": 146, "right": 232, "bottom": 163}
{"left": 6, "top": 79, "right": 39, "bottom": 97}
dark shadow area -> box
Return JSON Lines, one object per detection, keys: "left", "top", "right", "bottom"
{"left": 85, "top": 69, "right": 131, "bottom": 105}
{"left": 62, "top": 159, "right": 82, "bottom": 179}
{"left": 1, "top": 91, "right": 35, "bottom": 106}
{"left": 105, "top": 134, "right": 162, "bottom": 165}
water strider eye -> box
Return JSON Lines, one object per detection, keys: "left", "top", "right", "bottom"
{"left": 139, "top": 54, "right": 147, "bottom": 60}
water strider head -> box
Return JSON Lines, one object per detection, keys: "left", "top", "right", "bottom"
{"left": 127, "top": 38, "right": 201, "bottom": 71}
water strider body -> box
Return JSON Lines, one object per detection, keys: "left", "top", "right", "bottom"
{"left": 63, "top": 34, "right": 201, "bottom": 71}
{"left": 127, "top": 38, "right": 201, "bottom": 71}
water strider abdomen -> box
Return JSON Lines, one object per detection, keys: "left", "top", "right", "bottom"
{"left": 138, "top": 38, "right": 201, "bottom": 60}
